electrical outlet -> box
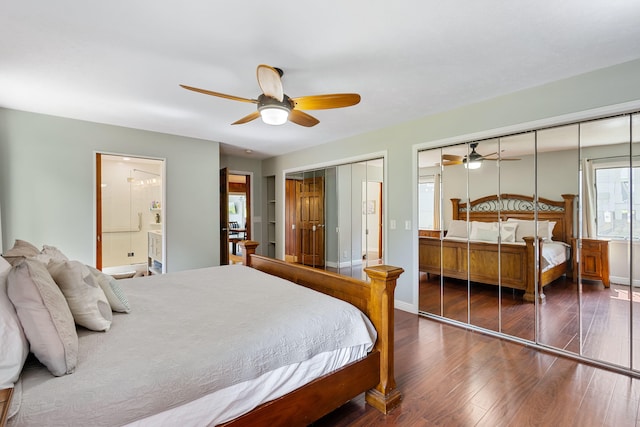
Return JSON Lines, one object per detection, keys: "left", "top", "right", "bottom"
{"left": 127, "top": 252, "right": 134, "bottom": 257}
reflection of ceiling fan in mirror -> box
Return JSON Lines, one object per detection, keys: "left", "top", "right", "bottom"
{"left": 180, "top": 64, "right": 361, "bottom": 127}
{"left": 442, "top": 142, "right": 520, "bottom": 169}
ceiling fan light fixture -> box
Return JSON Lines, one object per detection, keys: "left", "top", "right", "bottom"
{"left": 465, "top": 160, "right": 482, "bottom": 169}
{"left": 259, "top": 105, "right": 289, "bottom": 125}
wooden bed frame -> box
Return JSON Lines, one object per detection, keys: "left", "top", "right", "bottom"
{"left": 419, "top": 194, "right": 575, "bottom": 302}
{"left": 0, "top": 240, "right": 403, "bottom": 426}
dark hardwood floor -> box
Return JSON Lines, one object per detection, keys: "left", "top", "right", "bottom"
{"left": 419, "top": 273, "right": 640, "bottom": 368}
{"left": 313, "top": 309, "right": 640, "bottom": 426}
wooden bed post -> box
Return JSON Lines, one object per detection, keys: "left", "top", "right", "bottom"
{"left": 522, "top": 236, "right": 545, "bottom": 303}
{"left": 451, "top": 198, "right": 461, "bottom": 221}
{"left": 237, "top": 240, "right": 404, "bottom": 419}
{"left": 363, "top": 265, "right": 404, "bottom": 414}
{"left": 561, "top": 194, "right": 575, "bottom": 244}
{"left": 240, "top": 240, "right": 259, "bottom": 266}
{"left": 0, "top": 387, "right": 12, "bottom": 427}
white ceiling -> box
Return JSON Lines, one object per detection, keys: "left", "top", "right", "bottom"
{"left": 2, "top": 1, "right": 640, "bottom": 160}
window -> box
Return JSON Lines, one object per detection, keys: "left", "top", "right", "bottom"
{"left": 595, "top": 166, "right": 640, "bottom": 239}
{"left": 418, "top": 178, "right": 435, "bottom": 229}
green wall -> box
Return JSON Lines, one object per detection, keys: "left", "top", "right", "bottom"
{"left": 0, "top": 109, "right": 220, "bottom": 272}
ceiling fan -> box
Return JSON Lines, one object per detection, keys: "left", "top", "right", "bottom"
{"left": 180, "top": 64, "right": 361, "bottom": 127}
{"left": 442, "top": 142, "right": 520, "bottom": 169}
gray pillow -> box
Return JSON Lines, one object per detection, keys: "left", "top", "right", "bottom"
{"left": 7, "top": 258, "right": 78, "bottom": 376}
{"left": 48, "top": 260, "right": 113, "bottom": 331}
{"left": 87, "top": 266, "right": 131, "bottom": 313}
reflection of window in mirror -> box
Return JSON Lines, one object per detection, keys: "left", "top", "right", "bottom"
{"left": 593, "top": 165, "right": 640, "bottom": 239}
{"left": 418, "top": 177, "right": 435, "bottom": 229}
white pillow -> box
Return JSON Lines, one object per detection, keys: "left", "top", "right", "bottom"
{"left": 548, "top": 221, "right": 557, "bottom": 240}
{"left": 0, "top": 256, "right": 29, "bottom": 389}
{"left": 47, "top": 260, "right": 112, "bottom": 331}
{"left": 7, "top": 258, "right": 78, "bottom": 376}
{"left": 499, "top": 222, "right": 518, "bottom": 243}
{"left": 470, "top": 221, "right": 498, "bottom": 242}
{"left": 506, "top": 218, "right": 551, "bottom": 241}
{"left": 446, "top": 220, "right": 468, "bottom": 238}
{"left": 87, "top": 266, "right": 131, "bottom": 313}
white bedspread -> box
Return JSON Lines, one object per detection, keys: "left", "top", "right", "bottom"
{"left": 9, "top": 265, "right": 376, "bottom": 426}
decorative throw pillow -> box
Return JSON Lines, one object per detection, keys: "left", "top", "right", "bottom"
{"left": 0, "top": 256, "right": 29, "bottom": 388}
{"left": 446, "top": 220, "right": 469, "bottom": 238}
{"left": 2, "top": 239, "right": 40, "bottom": 266}
{"left": 507, "top": 219, "right": 550, "bottom": 242}
{"left": 32, "top": 244, "right": 70, "bottom": 265}
{"left": 87, "top": 266, "right": 131, "bottom": 313}
{"left": 499, "top": 222, "right": 518, "bottom": 243}
{"left": 470, "top": 221, "right": 498, "bottom": 242}
{"left": 7, "top": 258, "right": 78, "bottom": 376}
{"left": 47, "top": 260, "right": 112, "bottom": 331}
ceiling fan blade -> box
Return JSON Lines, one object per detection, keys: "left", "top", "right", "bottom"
{"left": 257, "top": 65, "right": 284, "bottom": 102}
{"left": 443, "top": 160, "right": 463, "bottom": 166}
{"left": 291, "top": 93, "right": 361, "bottom": 110}
{"left": 180, "top": 84, "right": 257, "bottom": 103}
{"left": 442, "top": 154, "right": 462, "bottom": 161}
{"left": 289, "top": 110, "right": 320, "bottom": 127}
{"left": 231, "top": 111, "right": 260, "bottom": 125}
{"left": 480, "top": 152, "right": 498, "bottom": 159}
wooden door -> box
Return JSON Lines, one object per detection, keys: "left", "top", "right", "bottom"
{"left": 296, "top": 176, "right": 325, "bottom": 267}
{"left": 219, "top": 168, "right": 230, "bottom": 265}
{"left": 95, "top": 153, "right": 103, "bottom": 270}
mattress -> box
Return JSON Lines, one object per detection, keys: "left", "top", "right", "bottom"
{"left": 9, "top": 265, "right": 376, "bottom": 426}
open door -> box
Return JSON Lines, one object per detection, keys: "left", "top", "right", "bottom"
{"left": 297, "top": 175, "right": 325, "bottom": 267}
{"left": 219, "top": 168, "right": 230, "bottom": 265}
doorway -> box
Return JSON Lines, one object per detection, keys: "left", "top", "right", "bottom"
{"left": 219, "top": 169, "right": 251, "bottom": 265}
{"left": 96, "top": 153, "right": 165, "bottom": 275}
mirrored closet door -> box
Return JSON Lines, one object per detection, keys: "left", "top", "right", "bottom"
{"left": 418, "top": 111, "right": 640, "bottom": 374}
{"left": 285, "top": 158, "right": 384, "bottom": 280}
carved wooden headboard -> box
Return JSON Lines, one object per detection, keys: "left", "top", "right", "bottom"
{"left": 450, "top": 194, "right": 576, "bottom": 244}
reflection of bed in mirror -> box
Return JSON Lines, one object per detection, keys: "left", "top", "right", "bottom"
{"left": 419, "top": 194, "right": 575, "bottom": 302}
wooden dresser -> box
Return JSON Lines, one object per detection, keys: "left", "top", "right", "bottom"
{"left": 574, "top": 238, "right": 610, "bottom": 288}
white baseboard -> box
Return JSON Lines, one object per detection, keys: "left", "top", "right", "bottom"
{"left": 394, "top": 299, "right": 417, "bottom": 314}
{"left": 610, "top": 275, "right": 640, "bottom": 287}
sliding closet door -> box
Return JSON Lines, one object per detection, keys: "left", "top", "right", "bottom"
{"left": 284, "top": 157, "right": 384, "bottom": 280}
{"left": 632, "top": 113, "right": 640, "bottom": 371}
{"left": 440, "top": 143, "right": 469, "bottom": 324}
{"left": 536, "top": 124, "right": 580, "bottom": 353}
{"left": 336, "top": 164, "right": 354, "bottom": 276}
{"left": 580, "top": 115, "right": 633, "bottom": 367}
{"left": 499, "top": 133, "right": 536, "bottom": 341}
{"left": 418, "top": 148, "right": 444, "bottom": 316}
{"left": 468, "top": 139, "right": 500, "bottom": 332}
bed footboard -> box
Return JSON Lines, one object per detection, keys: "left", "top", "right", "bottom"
{"left": 240, "top": 241, "right": 404, "bottom": 414}
{"left": 419, "top": 236, "right": 545, "bottom": 302}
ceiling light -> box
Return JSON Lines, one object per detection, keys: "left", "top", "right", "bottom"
{"left": 259, "top": 105, "right": 289, "bottom": 125}
{"left": 257, "top": 94, "right": 291, "bottom": 125}
{"left": 464, "top": 160, "right": 482, "bottom": 170}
